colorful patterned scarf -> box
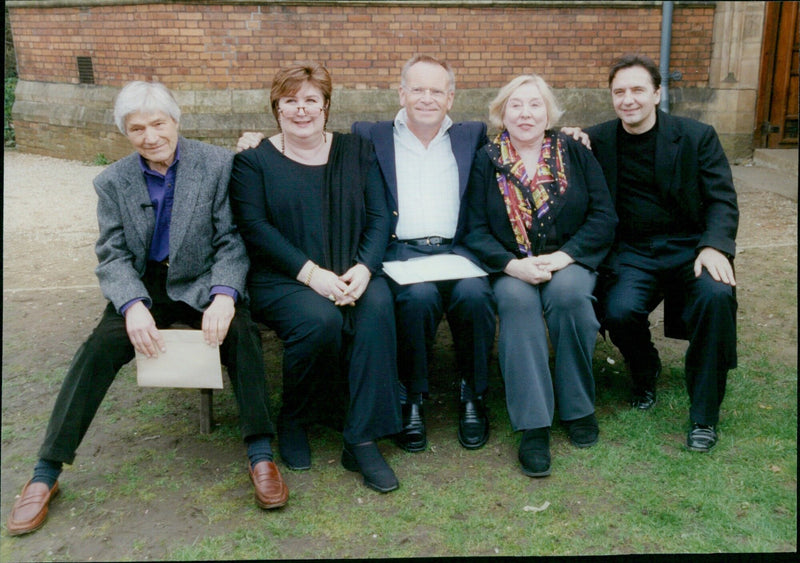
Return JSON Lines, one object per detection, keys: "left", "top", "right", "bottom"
{"left": 486, "top": 130, "right": 568, "bottom": 256}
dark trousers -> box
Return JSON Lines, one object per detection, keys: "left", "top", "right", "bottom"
{"left": 604, "top": 237, "right": 737, "bottom": 426}
{"left": 389, "top": 275, "right": 496, "bottom": 401}
{"left": 38, "top": 263, "right": 275, "bottom": 464}
{"left": 253, "top": 276, "right": 401, "bottom": 444}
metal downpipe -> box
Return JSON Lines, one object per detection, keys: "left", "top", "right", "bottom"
{"left": 659, "top": 1, "right": 674, "bottom": 114}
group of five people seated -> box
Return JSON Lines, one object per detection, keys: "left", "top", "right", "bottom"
{"left": 7, "top": 53, "right": 738, "bottom": 536}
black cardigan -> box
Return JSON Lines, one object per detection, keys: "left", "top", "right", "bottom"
{"left": 463, "top": 133, "right": 618, "bottom": 273}
{"left": 228, "top": 132, "right": 390, "bottom": 280}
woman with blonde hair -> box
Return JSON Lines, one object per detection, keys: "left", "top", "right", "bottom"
{"left": 464, "top": 74, "right": 617, "bottom": 477}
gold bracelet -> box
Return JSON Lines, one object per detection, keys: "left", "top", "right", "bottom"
{"left": 304, "top": 264, "right": 318, "bottom": 286}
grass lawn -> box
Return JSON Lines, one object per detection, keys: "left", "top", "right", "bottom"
{"left": 1, "top": 191, "right": 795, "bottom": 561}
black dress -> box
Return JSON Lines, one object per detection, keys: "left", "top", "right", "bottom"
{"left": 229, "top": 133, "right": 401, "bottom": 443}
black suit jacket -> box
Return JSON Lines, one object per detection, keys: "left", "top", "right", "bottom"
{"left": 586, "top": 111, "right": 738, "bottom": 258}
{"left": 351, "top": 119, "right": 488, "bottom": 262}
{"left": 586, "top": 111, "right": 739, "bottom": 338}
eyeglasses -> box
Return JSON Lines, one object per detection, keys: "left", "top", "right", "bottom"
{"left": 278, "top": 101, "right": 325, "bottom": 117}
{"left": 402, "top": 86, "right": 450, "bottom": 101}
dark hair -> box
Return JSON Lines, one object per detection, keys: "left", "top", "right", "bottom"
{"left": 270, "top": 61, "right": 332, "bottom": 128}
{"left": 608, "top": 54, "right": 661, "bottom": 90}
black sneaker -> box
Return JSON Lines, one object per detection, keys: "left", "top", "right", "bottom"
{"left": 686, "top": 423, "right": 717, "bottom": 452}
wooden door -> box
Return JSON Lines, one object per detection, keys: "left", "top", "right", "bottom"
{"left": 756, "top": 1, "right": 799, "bottom": 148}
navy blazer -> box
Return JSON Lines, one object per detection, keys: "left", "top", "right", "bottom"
{"left": 351, "top": 119, "right": 488, "bottom": 262}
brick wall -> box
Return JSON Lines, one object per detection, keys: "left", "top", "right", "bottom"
{"left": 9, "top": 1, "right": 737, "bottom": 161}
{"left": 9, "top": 2, "right": 714, "bottom": 91}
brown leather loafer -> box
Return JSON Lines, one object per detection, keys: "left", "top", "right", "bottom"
{"left": 7, "top": 480, "right": 59, "bottom": 536}
{"left": 249, "top": 461, "right": 288, "bottom": 509}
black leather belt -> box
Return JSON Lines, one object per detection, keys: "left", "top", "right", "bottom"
{"left": 399, "top": 236, "right": 453, "bottom": 246}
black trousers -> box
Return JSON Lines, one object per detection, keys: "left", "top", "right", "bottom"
{"left": 389, "top": 275, "right": 496, "bottom": 401}
{"left": 38, "top": 263, "right": 275, "bottom": 464}
{"left": 604, "top": 237, "right": 737, "bottom": 426}
{"left": 252, "top": 276, "right": 401, "bottom": 444}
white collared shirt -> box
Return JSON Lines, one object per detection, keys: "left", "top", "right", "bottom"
{"left": 393, "top": 108, "right": 460, "bottom": 240}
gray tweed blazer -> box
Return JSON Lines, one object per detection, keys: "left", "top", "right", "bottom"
{"left": 93, "top": 136, "right": 248, "bottom": 313}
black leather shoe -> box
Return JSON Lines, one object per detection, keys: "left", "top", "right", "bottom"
{"left": 458, "top": 398, "right": 489, "bottom": 449}
{"left": 342, "top": 442, "right": 399, "bottom": 493}
{"left": 278, "top": 419, "right": 311, "bottom": 470}
{"left": 631, "top": 360, "right": 661, "bottom": 410}
{"left": 687, "top": 423, "right": 717, "bottom": 452}
{"left": 518, "top": 427, "right": 551, "bottom": 477}
{"left": 564, "top": 412, "right": 599, "bottom": 448}
{"left": 394, "top": 402, "right": 427, "bottom": 452}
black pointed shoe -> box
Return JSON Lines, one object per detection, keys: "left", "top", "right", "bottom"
{"left": 457, "top": 397, "right": 489, "bottom": 449}
{"left": 342, "top": 441, "right": 399, "bottom": 493}
{"left": 278, "top": 418, "right": 311, "bottom": 470}
{"left": 394, "top": 402, "right": 427, "bottom": 452}
{"left": 518, "top": 427, "right": 551, "bottom": 477}
{"left": 686, "top": 423, "right": 717, "bottom": 452}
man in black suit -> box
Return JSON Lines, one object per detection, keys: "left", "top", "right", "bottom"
{"left": 586, "top": 54, "right": 738, "bottom": 452}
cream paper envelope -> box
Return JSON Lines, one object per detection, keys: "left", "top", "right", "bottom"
{"left": 135, "top": 329, "right": 223, "bottom": 389}
{"left": 382, "top": 253, "right": 488, "bottom": 285}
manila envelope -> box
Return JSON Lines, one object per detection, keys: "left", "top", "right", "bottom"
{"left": 135, "top": 329, "right": 223, "bottom": 389}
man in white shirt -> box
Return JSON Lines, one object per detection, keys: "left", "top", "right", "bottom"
{"left": 352, "top": 55, "right": 495, "bottom": 452}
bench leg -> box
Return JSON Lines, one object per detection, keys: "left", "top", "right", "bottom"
{"left": 200, "top": 389, "right": 214, "bottom": 434}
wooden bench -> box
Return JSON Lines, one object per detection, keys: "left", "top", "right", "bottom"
{"left": 200, "top": 388, "right": 214, "bottom": 434}
{"left": 197, "top": 322, "right": 277, "bottom": 434}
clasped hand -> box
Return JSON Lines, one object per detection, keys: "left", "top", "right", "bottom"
{"left": 504, "top": 251, "right": 574, "bottom": 285}
{"left": 306, "top": 262, "right": 371, "bottom": 306}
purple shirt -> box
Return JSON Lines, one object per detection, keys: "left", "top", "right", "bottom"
{"left": 141, "top": 146, "right": 178, "bottom": 263}
{"left": 119, "top": 147, "right": 237, "bottom": 315}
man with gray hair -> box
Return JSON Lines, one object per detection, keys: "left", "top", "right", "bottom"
{"left": 6, "top": 81, "right": 288, "bottom": 536}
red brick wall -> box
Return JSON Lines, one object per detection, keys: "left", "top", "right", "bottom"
{"left": 8, "top": 2, "right": 715, "bottom": 91}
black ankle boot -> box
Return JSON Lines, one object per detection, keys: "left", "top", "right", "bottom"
{"left": 341, "top": 441, "right": 399, "bottom": 493}
{"left": 518, "top": 427, "right": 551, "bottom": 477}
{"left": 564, "top": 412, "right": 599, "bottom": 448}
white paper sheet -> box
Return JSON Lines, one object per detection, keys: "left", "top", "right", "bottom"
{"left": 382, "top": 254, "right": 488, "bottom": 285}
{"left": 135, "top": 330, "right": 223, "bottom": 389}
